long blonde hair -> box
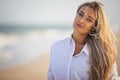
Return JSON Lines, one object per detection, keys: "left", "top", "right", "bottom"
{"left": 77, "top": 1, "right": 117, "bottom": 80}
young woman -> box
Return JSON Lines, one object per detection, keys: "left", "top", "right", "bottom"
{"left": 47, "top": 1, "right": 119, "bottom": 80}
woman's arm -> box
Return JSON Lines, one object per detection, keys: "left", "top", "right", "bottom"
{"left": 47, "top": 66, "right": 54, "bottom": 80}
{"left": 47, "top": 43, "right": 55, "bottom": 80}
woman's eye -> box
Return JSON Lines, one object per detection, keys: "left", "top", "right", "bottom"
{"left": 87, "top": 18, "right": 93, "bottom": 22}
{"left": 78, "top": 13, "right": 83, "bottom": 17}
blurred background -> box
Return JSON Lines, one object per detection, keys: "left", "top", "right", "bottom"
{"left": 0, "top": 0, "right": 119, "bottom": 80}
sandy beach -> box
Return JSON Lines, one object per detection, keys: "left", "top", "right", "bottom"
{"left": 0, "top": 53, "right": 50, "bottom": 80}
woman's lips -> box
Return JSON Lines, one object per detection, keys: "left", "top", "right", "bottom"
{"left": 76, "top": 23, "right": 83, "bottom": 28}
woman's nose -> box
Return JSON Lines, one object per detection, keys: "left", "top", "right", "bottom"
{"left": 80, "top": 17, "right": 85, "bottom": 24}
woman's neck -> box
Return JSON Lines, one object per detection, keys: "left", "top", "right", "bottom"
{"left": 72, "top": 31, "right": 87, "bottom": 45}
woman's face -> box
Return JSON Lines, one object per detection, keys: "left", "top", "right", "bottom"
{"left": 73, "top": 6, "right": 96, "bottom": 35}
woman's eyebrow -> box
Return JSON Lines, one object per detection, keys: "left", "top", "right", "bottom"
{"left": 79, "top": 10, "right": 84, "bottom": 14}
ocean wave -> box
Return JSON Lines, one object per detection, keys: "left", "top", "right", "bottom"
{"left": 0, "top": 29, "right": 72, "bottom": 68}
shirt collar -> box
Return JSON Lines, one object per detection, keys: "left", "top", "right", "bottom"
{"left": 70, "top": 35, "right": 90, "bottom": 56}
{"left": 82, "top": 43, "right": 89, "bottom": 56}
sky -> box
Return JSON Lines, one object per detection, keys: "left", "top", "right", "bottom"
{"left": 0, "top": 0, "right": 120, "bottom": 27}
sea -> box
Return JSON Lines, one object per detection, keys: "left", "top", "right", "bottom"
{"left": 0, "top": 24, "right": 73, "bottom": 68}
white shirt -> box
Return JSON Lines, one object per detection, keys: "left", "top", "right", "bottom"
{"left": 47, "top": 36, "right": 119, "bottom": 80}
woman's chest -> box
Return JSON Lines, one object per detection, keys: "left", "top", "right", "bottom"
{"left": 69, "top": 54, "right": 90, "bottom": 80}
